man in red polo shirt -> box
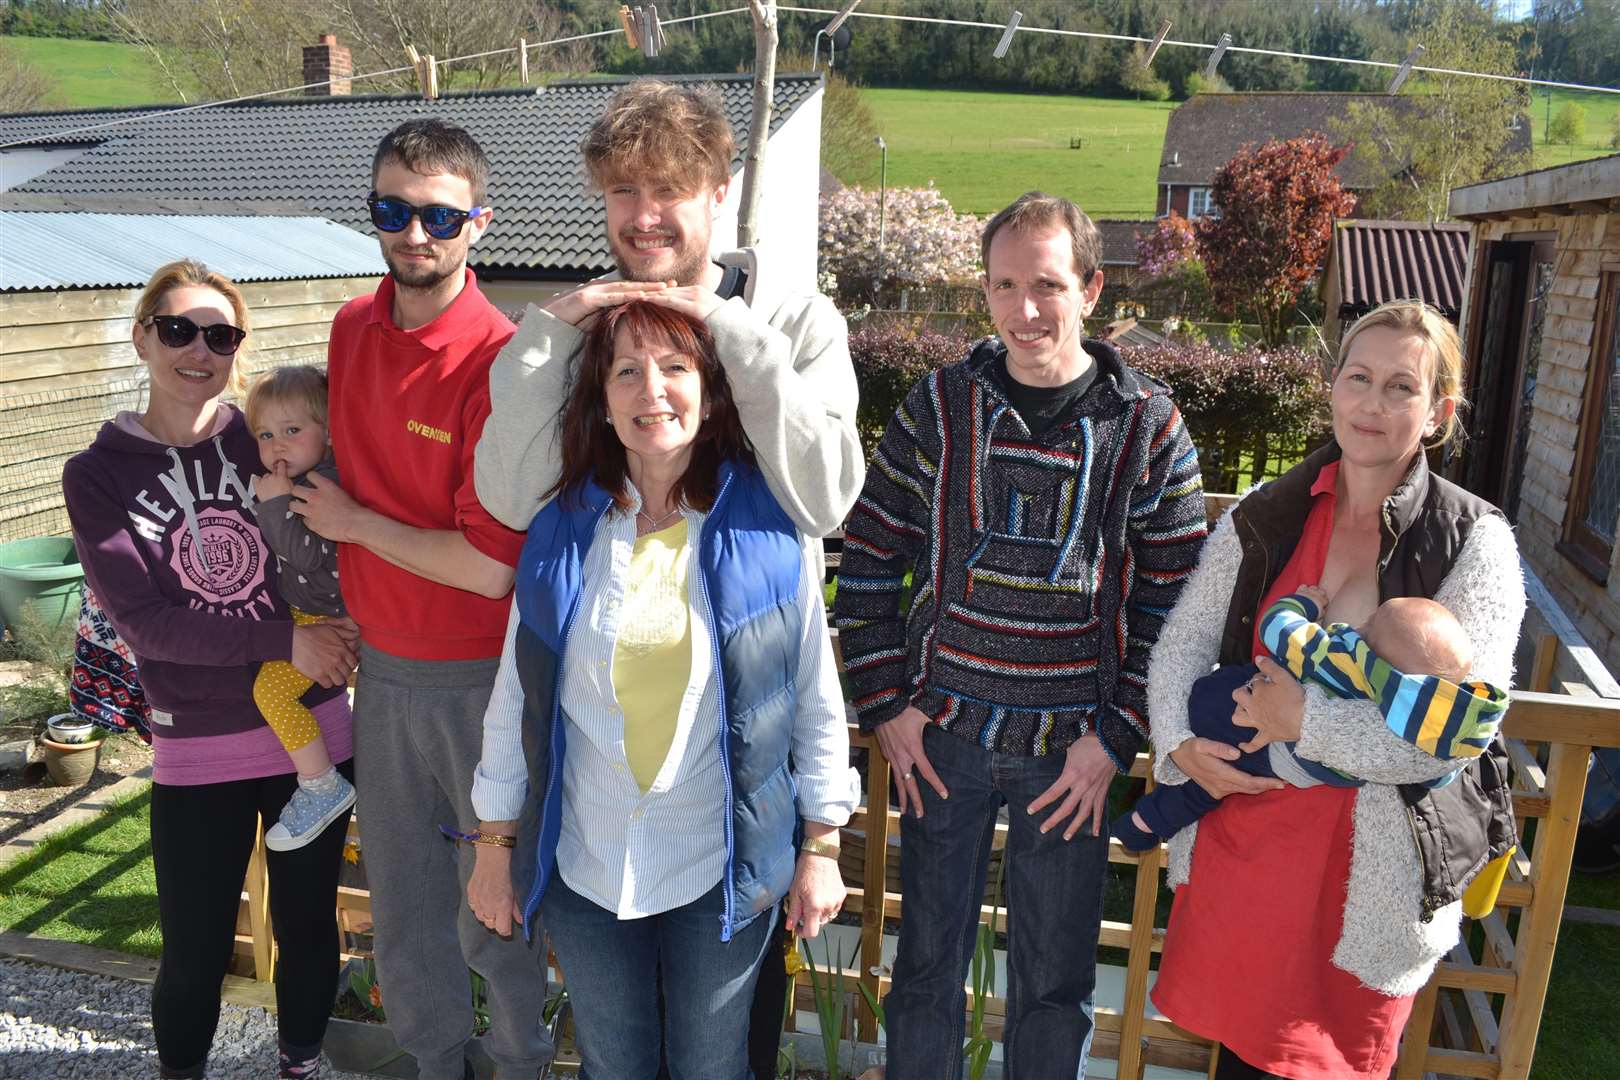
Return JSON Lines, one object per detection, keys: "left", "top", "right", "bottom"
{"left": 291, "top": 118, "right": 551, "bottom": 1080}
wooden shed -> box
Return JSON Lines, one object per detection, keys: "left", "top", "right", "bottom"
{"left": 1319, "top": 218, "right": 1471, "bottom": 350}
{"left": 1448, "top": 153, "right": 1620, "bottom": 671}
{"left": 0, "top": 203, "right": 384, "bottom": 541}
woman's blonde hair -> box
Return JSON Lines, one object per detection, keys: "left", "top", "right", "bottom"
{"left": 132, "top": 259, "right": 252, "bottom": 396}
{"left": 244, "top": 365, "right": 329, "bottom": 433}
{"left": 1337, "top": 299, "right": 1467, "bottom": 449}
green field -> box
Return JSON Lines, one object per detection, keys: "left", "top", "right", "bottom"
{"left": 2, "top": 34, "right": 183, "bottom": 109}
{"left": 859, "top": 87, "right": 1173, "bottom": 218}
{"left": 1528, "top": 87, "right": 1620, "bottom": 170}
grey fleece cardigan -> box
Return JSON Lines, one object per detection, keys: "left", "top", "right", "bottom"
{"left": 1147, "top": 506, "right": 1525, "bottom": 996}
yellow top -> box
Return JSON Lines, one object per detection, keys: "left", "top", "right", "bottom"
{"left": 612, "top": 518, "right": 692, "bottom": 792}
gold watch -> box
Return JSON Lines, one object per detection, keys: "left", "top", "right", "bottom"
{"left": 800, "top": 835, "right": 840, "bottom": 860}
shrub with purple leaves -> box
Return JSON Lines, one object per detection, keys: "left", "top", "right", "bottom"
{"left": 1123, "top": 342, "right": 1330, "bottom": 492}
{"left": 849, "top": 319, "right": 976, "bottom": 454}
{"left": 820, "top": 184, "right": 982, "bottom": 306}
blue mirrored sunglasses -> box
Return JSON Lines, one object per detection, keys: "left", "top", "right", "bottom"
{"left": 366, "top": 192, "right": 484, "bottom": 240}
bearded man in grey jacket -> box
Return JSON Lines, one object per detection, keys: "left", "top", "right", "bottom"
{"left": 473, "top": 78, "right": 862, "bottom": 539}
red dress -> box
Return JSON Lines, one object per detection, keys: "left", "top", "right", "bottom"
{"left": 1152, "top": 462, "right": 1416, "bottom": 1077}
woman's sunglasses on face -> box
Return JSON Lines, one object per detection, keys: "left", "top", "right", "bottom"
{"left": 366, "top": 192, "right": 483, "bottom": 240}
{"left": 144, "top": 315, "right": 247, "bottom": 356}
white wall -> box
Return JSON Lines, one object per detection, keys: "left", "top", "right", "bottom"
{"left": 713, "top": 84, "right": 824, "bottom": 295}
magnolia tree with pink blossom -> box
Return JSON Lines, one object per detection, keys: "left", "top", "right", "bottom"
{"left": 819, "top": 184, "right": 981, "bottom": 306}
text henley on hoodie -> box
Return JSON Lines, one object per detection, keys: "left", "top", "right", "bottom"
{"left": 326, "top": 269, "right": 526, "bottom": 661}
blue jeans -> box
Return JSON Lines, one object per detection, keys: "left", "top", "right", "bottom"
{"left": 1585, "top": 747, "right": 1620, "bottom": 825}
{"left": 885, "top": 725, "right": 1109, "bottom": 1080}
{"left": 541, "top": 875, "right": 777, "bottom": 1080}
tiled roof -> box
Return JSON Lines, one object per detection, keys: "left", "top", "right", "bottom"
{"left": 0, "top": 74, "right": 822, "bottom": 276}
{"left": 1327, "top": 218, "right": 1472, "bottom": 315}
{"left": 1095, "top": 219, "right": 1149, "bottom": 266}
{"left": 0, "top": 211, "right": 385, "bottom": 290}
{"left": 1157, "top": 92, "right": 1530, "bottom": 190}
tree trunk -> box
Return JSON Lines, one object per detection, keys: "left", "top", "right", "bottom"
{"left": 737, "top": 0, "right": 779, "bottom": 248}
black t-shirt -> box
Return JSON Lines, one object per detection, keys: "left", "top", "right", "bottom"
{"left": 715, "top": 262, "right": 749, "bottom": 300}
{"left": 992, "top": 356, "right": 1098, "bottom": 439}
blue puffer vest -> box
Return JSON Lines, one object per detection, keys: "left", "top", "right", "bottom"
{"left": 509, "top": 460, "right": 804, "bottom": 941}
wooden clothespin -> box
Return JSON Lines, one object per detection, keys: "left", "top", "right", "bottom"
{"left": 992, "top": 11, "right": 1021, "bottom": 60}
{"left": 1204, "top": 32, "right": 1231, "bottom": 80}
{"left": 619, "top": 5, "right": 641, "bottom": 51}
{"left": 1388, "top": 44, "right": 1424, "bottom": 95}
{"left": 518, "top": 37, "right": 529, "bottom": 85}
{"left": 404, "top": 44, "right": 437, "bottom": 99}
{"left": 1143, "top": 20, "right": 1172, "bottom": 68}
{"left": 641, "top": 3, "right": 665, "bottom": 59}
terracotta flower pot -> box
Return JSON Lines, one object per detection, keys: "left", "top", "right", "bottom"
{"left": 38, "top": 735, "right": 100, "bottom": 787}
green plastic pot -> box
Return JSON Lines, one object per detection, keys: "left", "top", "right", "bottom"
{"left": 0, "top": 537, "right": 85, "bottom": 635}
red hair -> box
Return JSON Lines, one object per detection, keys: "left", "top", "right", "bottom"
{"left": 549, "top": 301, "right": 752, "bottom": 513}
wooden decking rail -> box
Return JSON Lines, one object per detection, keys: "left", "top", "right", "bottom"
{"left": 232, "top": 495, "right": 1620, "bottom": 1078}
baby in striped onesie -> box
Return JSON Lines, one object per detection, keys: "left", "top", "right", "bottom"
{"left": 1113, "top": 585, "right": 1509, "bottom": 854}
{"left": 246, "top": 366, "right": 356, "bottom": 852}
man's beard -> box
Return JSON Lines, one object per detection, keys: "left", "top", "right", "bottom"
{"left": 609, "top": 231, "right": 709, "bottom": 286}
{"left": 383, "top": 243, "right": 462, "bottom": 290}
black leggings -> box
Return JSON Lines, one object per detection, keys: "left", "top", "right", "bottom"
{"left": 1214, "top": 1044, "right": 1291, "bottom": 1080}
{"left": 149, "top": 761, "right": 355, "bottom": 1074}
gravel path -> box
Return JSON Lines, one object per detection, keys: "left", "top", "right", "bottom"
{"left": 0, "top": 958, "right": 370, "bottom": 1079}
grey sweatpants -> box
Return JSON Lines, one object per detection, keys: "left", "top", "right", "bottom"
{"left": 354, "top": 644, "right": 553, "bottom": 1079}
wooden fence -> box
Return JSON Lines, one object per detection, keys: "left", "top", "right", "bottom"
{"left": 0, "top": 277, "right": 374, "bottom": 542}
{"left": 231, "top": 494, "right": 1620, "bottom": 1078}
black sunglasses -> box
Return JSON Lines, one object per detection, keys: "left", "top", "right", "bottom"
{"left": 144, "top": 315, "right": 247, "bottom": 356}
{"left": 366, "top": 192, "right": 484, "bottom": 240}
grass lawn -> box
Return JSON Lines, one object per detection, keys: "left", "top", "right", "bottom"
{"left": 858, "top": 87, "right": 1172, "bottom": 218}
{"left": 0, "top": 784, "right": 160, "bottom": 958}
{"left": 2, "top": 34, "right": 184, "bottom": 109}
{"left": 1528, "top": 88, "right": 1620, "bottom": 171}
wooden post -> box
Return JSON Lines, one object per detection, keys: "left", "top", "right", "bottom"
{"left": 1392, "top": 979, "right": 1442, "bottom": 1078}
{"left": 857, "top": 732, "right": 891, "bottom": 1041}
{"left": 1117, "top": 841, "right": 1161, "bottom": 1080}
{"left": 1496, "top": 738, "right": 1592, "bottom": 1077}
{"left": 245, "top": 818, "right": 275, "bottom": 982}
{"left": 737, "top": 0, "right": 778, "bottom": 248}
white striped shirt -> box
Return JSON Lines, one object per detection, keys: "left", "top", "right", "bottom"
{"left": 472, "top": 499, "right": 860, "bottom": 919}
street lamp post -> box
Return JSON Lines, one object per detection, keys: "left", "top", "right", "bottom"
{"left": 874, "top": 134, "right": 888, "bottom": 304}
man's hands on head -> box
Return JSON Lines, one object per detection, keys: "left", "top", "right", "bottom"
{"left": 542, "top": 280, "right": 674, "bottom": 326}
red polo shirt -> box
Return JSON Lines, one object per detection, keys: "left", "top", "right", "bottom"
{"left": 326, "top": 270, "right": 524, "bottom": 661}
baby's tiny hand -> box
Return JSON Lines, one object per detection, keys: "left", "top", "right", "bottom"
{"left": 1296, "top": 585, "right": 1330, "bottom": 611}
{"left": 254, "top": 462, "right": 294, "bottom": 502}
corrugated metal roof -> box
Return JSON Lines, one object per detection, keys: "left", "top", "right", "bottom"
{"left": 0, "top": 212, "right": 385, "bottom": 290}
{"left": 1331, "top": 219, "right": 1472, "bottom": 315}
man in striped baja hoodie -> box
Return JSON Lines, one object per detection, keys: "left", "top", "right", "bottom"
{"left": 833, "top": 192, "right": 1207, "bottom": 1079}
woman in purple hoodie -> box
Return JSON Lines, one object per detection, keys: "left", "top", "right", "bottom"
{"left": 61, "top": 260, "right": 360, "bottom": 1080}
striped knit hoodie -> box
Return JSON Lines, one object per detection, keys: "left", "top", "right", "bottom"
{"left": 835, "top": 338, "right": 1207, "bottom": 767}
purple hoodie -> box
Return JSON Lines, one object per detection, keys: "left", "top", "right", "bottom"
{"left": 61, "top": 406, "right": 351, "bottom": 785}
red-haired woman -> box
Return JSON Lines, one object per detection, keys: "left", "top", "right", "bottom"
{"left": 464, "top": 301, "right": 858, "bottom": 1079}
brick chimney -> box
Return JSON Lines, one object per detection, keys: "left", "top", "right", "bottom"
{"left": 303, "top": 34, "right": 352, "bottom": 96}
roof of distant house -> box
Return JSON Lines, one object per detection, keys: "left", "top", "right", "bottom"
{"left": 0, "top": 210, "right": 386, "bottom": 291}
{"left": 1094, "top": 219, "right": 1149, "bottom": 267}
{"left": 0, "top": 74, "right": 822, "bottom": 277}
{"left": 1324, "top": 218, "right": 1472, "bottom": 316}
{"left": 1156, "top": 92, "right": 1530, "bottom": 190}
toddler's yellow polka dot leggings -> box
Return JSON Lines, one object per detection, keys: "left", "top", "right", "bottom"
{"left": 252, "top": 607, "right": 326, "bottom": 753}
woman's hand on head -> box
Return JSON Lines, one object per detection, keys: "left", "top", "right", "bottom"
{"left": 1167, "top": 737, "right": 1285, "bottom": 800}
{"left": 289, "top": 623, "right": 358, "bottom": 688}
